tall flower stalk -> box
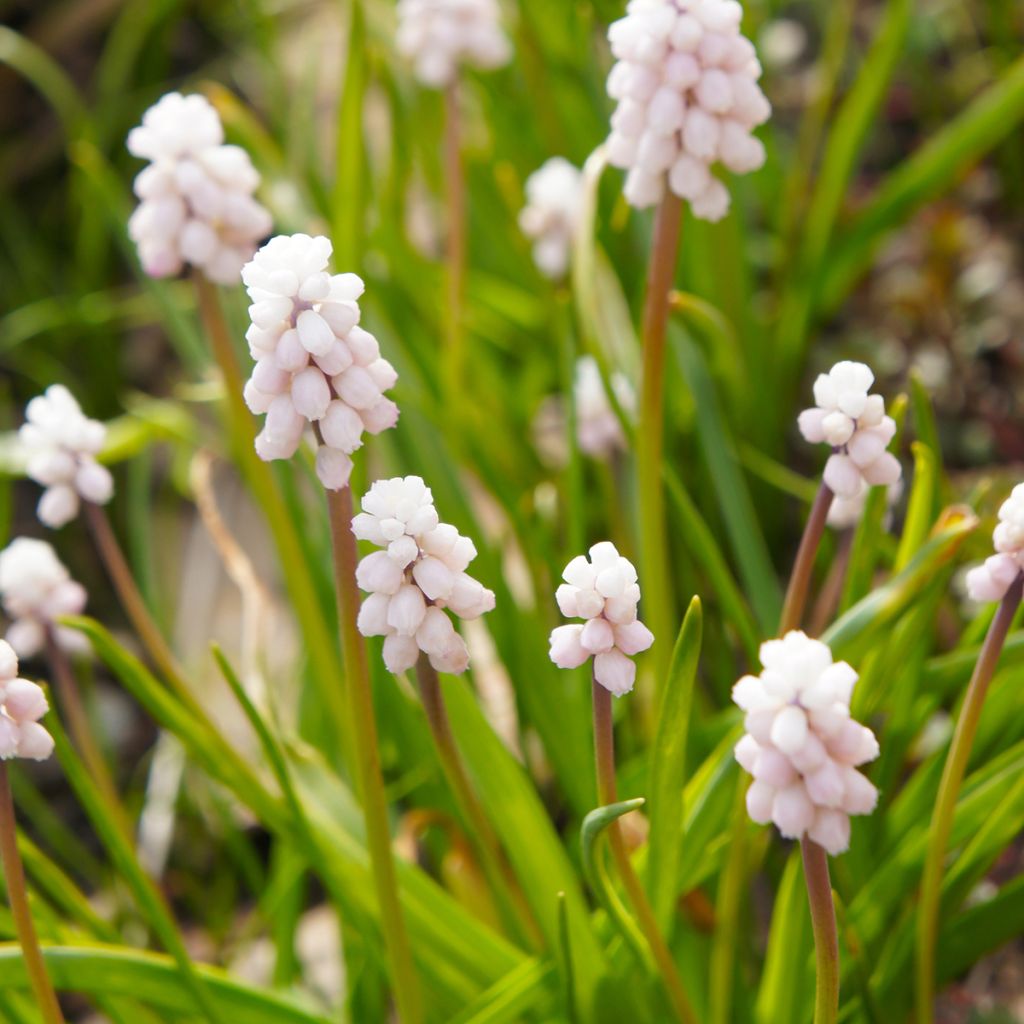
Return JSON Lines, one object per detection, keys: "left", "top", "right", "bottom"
{"left": 915, "top": 487, "right": 1024, "bottom": 1022}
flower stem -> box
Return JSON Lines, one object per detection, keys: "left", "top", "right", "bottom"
{"left": 0, "top": 762, "right": 65, "bottom": 1024}
{"left": 414, "top": 656, "right": 543, "bottom": 948}
{"left": 779, "top": 482, "right": 835, "bottom": 635}
{"left": 801, "top": 836, "right": 839, "bottom": 1024}
{"left": 443, "top": 78, "right": 466, "bottom": 410}
{"left": 637, "top": 192, "right": 683, "bottom": 686}
{"left": 324, "top": 482, "right": 422, "bottom": 1024}
{"left": 915, "top": 572, "right": 1023, "bottom": 1023}
{"left": 592, "top": 679, "right": 697, "bottom": 1024}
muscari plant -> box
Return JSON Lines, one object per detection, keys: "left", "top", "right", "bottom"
{"left": 2, "top": 0, "right": 1024, "bottom": 1022}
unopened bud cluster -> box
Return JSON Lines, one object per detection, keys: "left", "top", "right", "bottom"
{"left": 519, "top": 158, "right": 584, "bottom": 279}
{"left": 242, "top": 234, "right": 399, "bottom": 490}
{"left": 549, "top": 542, "right": 654, "bottom": 696}
{"left": 733, "top": 631, "right": 879, "bottom": 855}
{"left": 605, "top": 0, "right": 771, "bottom": 219}
{"left": 966, "top": 483, "right": 1024, "bottom": 603}
{"left": 19, "top": 386, "right": 113, "bottom": 529}
{"left": 127, "top": 92, "right": 272, "bottom": 284}
{"left": 0, "top": 641, "right": 53, "bottom": 762}
{"left": 354, "top": 477, "right": 495, "bottom": 674}
{"left": 798, "top": 361, "right": 902, "bottom": 500}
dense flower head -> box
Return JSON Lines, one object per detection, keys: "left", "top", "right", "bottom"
{"left": 798, "top": 361, "right": 902, "bottom": 500}
{"left": 575, "top": 356, "right": 634, "bottom": 459}
{"left": 127, "top": 92, "right": 272, "bottom": 284}
{"left": 241, "top": 234, "right": 399, "bottom": 490}
{"left": 519, "top": 158, "right": 584, "bottom": 279}
{"left": 18, "top": 385, "right": 113, "bottom": 530}
{"left": 0, "top": 539, "right": 88, "bottom": 658}
{"left": 605, "top": 0, "right": 771, "bottom": 219}
{"left": 396, "top": 0, "right": 511, "bottom": 87}
{"left": 549, "top": 542, "right": 654, "bottom": 696}
{"left": 354, "top": 477, "right": 495, "bottom": 675}
{"left": 966, "top": 483, "right": 1024, "bottom": 602}
{"left": 732, "top": 631, "right": 879, "bottom": 855}
{"left": 0, "top": 640, "right": 53, "bottom": 761}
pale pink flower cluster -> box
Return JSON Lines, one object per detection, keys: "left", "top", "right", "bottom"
{"left": 966, "top": 484, "right": 1024, "bottom": 602}
{"left": 0, "top": 641, "right": 53, "bottom": 762}
{"left": 575, "top": 356, "right": 634, "bottom": 459}
{"left": 19, "top": 385, "right": 113, "bottom": 529}
{"left": 549, "top": 542, "right": 654, "bottom": 696}
{"left": 732, "top": 631, "right": 879, "bottom": 855}
{"left": 797, "top": 361, "right": 902, "bottom": 500}
{"left": 354, "top": 477, "right": 495, "bottom": 674}
{"left": 0, "top": 539, "right": 88, "bottom": 658}
{"left": 519, "top": 158, "right": 584, "bottom": 279}
{"left": 396, "top": 0, "right": 511, "bottom": 87}
{"left": 241, "top": 234, "right": 399, "bottom": 490}
{"left": 127, "top": 92, "right": 272, "bottom": 283}
{"left": 605, "top": 0, "right": 771, "bottom": 219}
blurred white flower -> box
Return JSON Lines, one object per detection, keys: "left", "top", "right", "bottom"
{"left": 604, "top": 0, "right": 771, "bottom": 218}
{"left": 127, "top": 92, "right": 273, "bottom": 284}
{"left": 241, "top": 234, "right": 399, "bottom": 490}
{"left": 18, "top": 385, "right": 113, "bottom": 529}
{"left": 575, "top": 356, "right": 634, "bottom": 458}
{"left": 732, "top": 631, "right": 879, "bottom": 855}
{"left": 519, "top": 158, "right": 584, "bottom": 279}
{"left": 397, "top": 0, "right": 511, "bottom": 88}
{"left": 0, "top": 539, "right": 88, "bottom": 658}
{"left": 549, "top": 542, "right": 653, "bottom": 696}
{"left": 826, "top": 478, "right": 902, "bottom": 532}
{"left": 965, "top": 483, "right": 1024, "bottom": 602}
{"left": 798, "top": 361, "right": 902, "bottom": 500}
{"left": 0, "top": 640, "right": 53, "bottom": 761}
{"left": 354, "top": 476, "right": 495, "bottom": 675}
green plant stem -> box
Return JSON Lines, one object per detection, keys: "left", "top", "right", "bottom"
{"left": 444, "top": 77, "right": 466, "bottom": 410}
{"left": 0, "top": 763, "right": 64, "bottom": 1024}
{"left": 637, "top": 192, "right": 683, "bottom": 686}
{"left": 801, "top": 836, "right": 839, "bottom": 1024}
{"left": 779, "top": 482, "right": 835, "bottom": 635}
{"left": 43, "top": 629, "right": 127, "bottom": 837}
{"left": 591, "top": 678, "right": 697, "bottom": 1024}
{"left": 414, "top": 656, "right": 542, "bottom": 948}
{"left": 324, "top": 482, "right": 422, "bottom": 1024}
{"left": 915, "top": 572, "right": 1023, "bottom": 1024}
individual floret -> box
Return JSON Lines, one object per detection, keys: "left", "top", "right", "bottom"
{"left": 519, "top": 158, "right": 584, "bottom": 279}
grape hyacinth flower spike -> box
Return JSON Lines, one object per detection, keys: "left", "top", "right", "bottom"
{"left": 732, "top": 631, "right": 879, "bottom": 855}
{"left": 127, "top": 91, "right": 272, "bottom": 283}
{"left": 605, "top": 0, "right": 771, "bottom": 220}
{"left": 241, "top": 233, "right": 399, "bottom": 490}
{"left": 549, "top": 542, "right": 654, "bottom": 696}
{"left": 519, "top": 158, "right": 584, "bottom": 279}
{"left": 18, "top": 385, "right": 113, "bottom": 529}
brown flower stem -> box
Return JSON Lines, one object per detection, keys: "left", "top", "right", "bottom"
{"left": 443, "top": 78, "right": 466, "bottom": 409}
{"left": 0, "top": 762, "right": 65, "bottom": 1024}
{"left": 637, "top": 192, "right": 684, "bottom": 686}
{"left": 808, "top": 530, "right": 853, "bottom": 638}
{"left": 915, "top": 572, "right": 1024, "bottom": 1023}
{"left": 779, "top": 482, "right": 835, "bottom": 635}
{"left": 592, "top": 678, "right": 697, "bottom": 1024}
{"left": 43, "top": 628, "right": 129, "bottom": 837}
{"left": 414, "top": 656, "right": 543, "bottom": 949}
{"left": 324, "top": 482, "right": 422, "bottom": 1024}
{"left": 801, "top": 836, "right": 840, "bottom": 1024}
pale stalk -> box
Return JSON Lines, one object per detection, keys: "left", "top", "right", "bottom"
{"left": 637, "top": 193, "right": 683, "bottom": 686}
{"left": 0, "top": 762, "right": 65, "bottom": 1024}
{"left": 324, "top": 481, "right": 422, "bottom": 1024}
{"left": 915, "top": 572, "right": 1023, "bottom": 1023}
{"left": 779, "top": 482, "right": 835, "bottom": 635}
{"left": 592, "top": 678, "right": 697, "bottom": 1024}
{"left": 801, "top": 836, "right": 839, "bottom": 1024}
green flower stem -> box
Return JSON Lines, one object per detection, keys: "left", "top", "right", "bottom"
{"left": 915, "top": 571, "right": 1023, "bottom": 1024}
{"left": 414, "top": 656, "right": 543, "bottom": 949}
{"left": 0, "top": 762, "right": 65, "bottom": 1024}
{"left": 443, "top": 78, "right": 466, "bottom": 410}
{"left": 637, "top": 192, "right": 683, "bottom": 686}
{"left": 324, "top": 482, "right": 422, "bottom": 1024}
{"left": 591, "top": 678, "right": 697, "bottom": 1024}
{"left": 779, "top": 482, "right": 835, "bottom": 635}
{"left": 801, "top": 836, "right": 839, "bottom": 1024}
